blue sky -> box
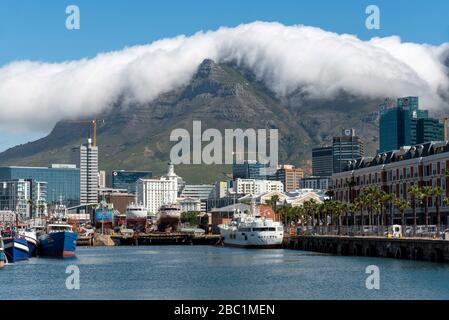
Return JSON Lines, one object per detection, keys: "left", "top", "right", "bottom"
{"left": 1, "top": 0, "right": 448, "bottom": 66}
{"left": 0, "top": 0, "right": 448, "bottom": 151}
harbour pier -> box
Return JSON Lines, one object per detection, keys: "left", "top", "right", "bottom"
{"left": 110, "top": 232, "right": 222, "bottom": 246}
{"left": 287, "top": 235, "right": 449, "bottom": 263}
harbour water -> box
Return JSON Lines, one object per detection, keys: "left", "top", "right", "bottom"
{"left": 1, "top": 246, "right": 449, "bottom": 300}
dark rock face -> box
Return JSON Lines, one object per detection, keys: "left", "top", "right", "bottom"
{"left": 0, "top": 59, "right": 381, "bottom": 181}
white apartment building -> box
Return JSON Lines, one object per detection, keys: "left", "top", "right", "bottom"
{"left": 233, "top": 178, "right": 284, "bottom": 195}
{"left": 136, "top": 164, "right": 179, "bottom": 215}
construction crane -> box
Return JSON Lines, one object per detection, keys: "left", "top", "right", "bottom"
{"left": 65, "top": 119, "right": 99, "bottom": 146}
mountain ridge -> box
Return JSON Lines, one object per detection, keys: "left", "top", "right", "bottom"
{"left": 0, "top": 59, "right": 381, "bottom": 183}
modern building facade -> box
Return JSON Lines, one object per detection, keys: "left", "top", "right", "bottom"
{"left": 73, "top": 139, "right": 98, "bottom": 205}
{"left": 232, "top": 178, "right": 284, "bottom": 195}
{"left": 300, "top": 176, "right": 330, "bottom": 191}
{"left": 0, "top": 164, "right": 80, "bottom": 206}
{"left": 179, "top": 184, "right": 215, "bottom": 212}
{"left": 0, "top": 179, "right": 47, "bottom": 218}
{"left": 136, "top": 164, "right": 179, "bottom": 214}
{"left": 98, "top": 170, "right": 106, "bottom": 189}
{"left": 111, "top": 170, "right": 152, "bottom": 193}
{"left": 379, "top": 97, "right": 444, "bottom": 152}
{"left": 312, "top": 146, "right": 333, "bottom": 177}
{"left": 232, "top": 160, "right": 267, "bottom": 180}
{"left": 270, "top": 165, "right": 304, "bottom": 192}
{"left": 332, "top": 128, "right": 364, "bottom": 173}
{"left": 332, "top": 141, "right": 449, "bottom": 224}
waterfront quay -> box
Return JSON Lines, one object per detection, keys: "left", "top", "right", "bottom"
{"left": 108, "top": 232, "right": 221, "bottom": 246}
{"left": 287, "top": 235, "right": 449, "bottom": 263}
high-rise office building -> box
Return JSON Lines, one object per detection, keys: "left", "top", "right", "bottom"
{"left": 73, "top": 138, "right": 98, "bottom": 204}
{"left": 379, "top": 97, "right": 444, "bottom": 152}
{"left": 111, "top": 170, "right": 152, "bottom": 193}
{"left": 332, "top": 129, "right": 364, "bottom": 173}
{"left": 0, "top": 164, "right": 79, "bottom": 206}
{"left": 312, "top": 146, "right": 333, "bottom": 177}
{"left": 232, "top": 160, "right": 267, "bottom": 180}
{"left": 270, "top": 165, "right": 304, "bottom": 192}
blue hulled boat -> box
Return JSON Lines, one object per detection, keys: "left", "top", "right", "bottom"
{"left": 1, "top": 230, "right": 30, "bottom": 262}
{"left": 19, "top": 228, "right": 38, "bottom": 257}
{"left": 38, "top": 224, "right": 78, "bottom": 258}
{"left": 0, "top": 236, "right": 6, "bottom": 268}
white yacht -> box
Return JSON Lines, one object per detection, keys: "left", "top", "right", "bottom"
{"left": 218, "top": 201, "right": 284, "bottom": 248}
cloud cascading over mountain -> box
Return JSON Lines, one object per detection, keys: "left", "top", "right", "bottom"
{"left": 1, "top": 21, "right": 448, "bottom": 133}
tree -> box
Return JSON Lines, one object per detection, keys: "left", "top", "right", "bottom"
{"left": 420, "top": 186, "right": 434, "bottom": 230}
{"left": 381, "top": 192, "right": 395, "bottom": 227}
{"left": 180, "top": 211, "right": 201, "bottom": 226}
{"left": 394, "top": 198, "right": 409, "bottom": 237}
{"left": 432, "top": 187, "right": 444, "bottom": 238}
{"left": 269, "top": 194, "right": 280, "bottom": 214}
{"left": 409, "top": 186, "right": 421, "bottom": 236}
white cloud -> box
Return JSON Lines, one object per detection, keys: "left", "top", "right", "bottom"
{"left": 0, "top": 21, "right": 448, "bottom": 133}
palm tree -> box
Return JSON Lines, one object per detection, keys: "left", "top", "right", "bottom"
{"left": 409, "top": 186, "right": 421, "bottom": 236}
{"left": 394, "top": 198, "right": 409, "bottom": 237}
{"left": 432, "top": 187, "right": 443, "bottom": 238}
{"left": 421, "top": 186, "right": 434, "bottom": 230}
{"left": 269, "top": 194, "right": 280, "bottom": 213}
{"left": 444, "top": 198, "right": 449, "bottom": 234}
{"left": 381, "top": 192, "right": 395, "bottom": 227}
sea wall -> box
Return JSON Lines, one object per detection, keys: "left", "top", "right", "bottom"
{"left": 287, "top": 235, "right": 449, "bottom": 263}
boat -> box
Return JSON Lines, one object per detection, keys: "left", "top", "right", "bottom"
{"left": 38, "top": 224, "right": 78, "bottom": 258}
{"left": 125, "top": 204, "right": 148, "bottom": 231}
{"left": 0, "top": 235, "right": 6, "bottom": 268}
{"left": 218, "top": 200, "right": 284, "bottom": 249}
{"left": 18, "top": 228, "right": 38, "bottom": 257}
{"left": 1, "top": 230, "right": 30, "bottom": 262}
{"left": 156, "top": 204, "right": 181, "bottom": 232}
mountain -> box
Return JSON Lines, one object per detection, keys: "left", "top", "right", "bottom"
{"left": 0, "top": 59, "right": 380, "bottom": 183}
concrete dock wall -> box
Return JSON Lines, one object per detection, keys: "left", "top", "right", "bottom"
{"left": 287, "top": 236, "right": 449, "bottom": 263}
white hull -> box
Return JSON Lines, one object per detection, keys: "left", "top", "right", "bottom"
{"left": 219, "top": 226, "right": 284, "bottom": 248}
{"left": 126, "top": 206, "right": 148, "bottom": 220}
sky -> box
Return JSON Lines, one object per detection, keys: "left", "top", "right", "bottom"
{"left": 0, "top": 0, "right": 448, "bottom": 151}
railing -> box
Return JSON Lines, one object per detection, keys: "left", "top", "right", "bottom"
{"left": 295, "top": 225, "right": 449, "bottom": 240}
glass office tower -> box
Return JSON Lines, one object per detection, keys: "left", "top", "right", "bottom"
{"left": 111, "top": 170, "right": 152, "bottom": 193}
{"left": 379, "top": 97, "right": 444, "bottom": 152}
{"left": 0, "top": 165, "right": 80, "bottom": 207}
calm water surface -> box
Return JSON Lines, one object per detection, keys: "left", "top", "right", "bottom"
{"left": 1, "top": 246, "right": 448, "bottom": 300}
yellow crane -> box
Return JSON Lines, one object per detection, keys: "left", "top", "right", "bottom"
{"left": 65, "top": 119, "right": 99, "bottom": 146}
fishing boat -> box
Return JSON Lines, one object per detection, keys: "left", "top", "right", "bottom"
{"left": 18, "top": 227, "right": 38, "bottom": 257}
{"left": 156, "top": 204, "right": 181, "bottom": 232}
{"left": 125, "top": 204, "right": 148, "bottom": 230}
{"left": 38, "top": 224, "right": 78, "bottom": 258}
{"left": 1, "top": 230, "right": 30, "bottom": 262}
{"left": 0, "top": 235, "right": 6, "bottom": 268}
